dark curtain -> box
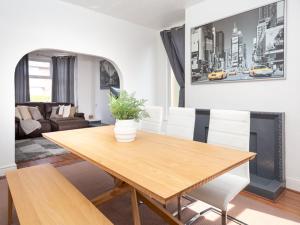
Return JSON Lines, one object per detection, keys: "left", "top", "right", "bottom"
{"left": 160, "top": 25, "right": 185, "bottom": 107}
{"left": 52, "top": 56, "right": 75, "bottom": 103}
{"left": 15, "top": 54, "right": 30, "bottom": 103}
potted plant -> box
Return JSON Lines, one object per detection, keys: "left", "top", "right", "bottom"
{"left": 109, "top": 90, "right": 149, "bottom": 142}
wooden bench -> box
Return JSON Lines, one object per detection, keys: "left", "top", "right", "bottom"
{"left": 6, "top": 164, "right": 113, "bottom": 225}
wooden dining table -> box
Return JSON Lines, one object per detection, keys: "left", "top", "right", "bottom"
{"left": 43, "top": 126, "right": 255, "bottom": 225}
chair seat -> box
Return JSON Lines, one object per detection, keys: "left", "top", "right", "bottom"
{"left": 188, "top": 173, "right": 249, "bottom": 211}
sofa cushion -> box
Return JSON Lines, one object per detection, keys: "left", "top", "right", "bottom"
{"left": 50, "top": 117, "right": 84, "bottom": 122}
{"left": 50, "top": 106, "right": 59, "bottom": 119}
{"left": 17, "top": 119, "right": 51, "bottom": 139}
{"left": 29, "top": 107, "right": 44, "bottom": 120}
{"left": 69, "top": 106, "right": 77, "bottom": 118}
{"left": 44, "top": 103, "right": 74, "bottom": 119}
{"left": 16, "top": 103, "right": 46, "bottom": 118}
{"left": 58, "top": 105, "right": 64, "bottom": 116}
{"left": 38, "top": 119, "right": 52, "bottom": 133}
{"left": 50, "top": 117, "right": 88, "bottom": 131}
{"left": 63, "top": 105, "right": 71, "bottom": 118}
{"left": 18, "top": 106, "right": 32, "bottom": 120}
{"left": 15, "top": 107, "right": 22, "bottom": 120}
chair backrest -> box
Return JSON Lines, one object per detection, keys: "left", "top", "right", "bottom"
{"left": 207, "top": 109, "right": 250, "bottom": 179}
{"left": 140, "top": 106, "right": 163, "bottom": 134}
{"left": 166, "top": 107, "right": 195, "bottom": 140}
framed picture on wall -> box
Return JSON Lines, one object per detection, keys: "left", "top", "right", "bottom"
{"left": 100, "top": 60, "right": 120, "bottom": 89}
{"left": 191, "top": 0, "right": 286, "bottom": 84}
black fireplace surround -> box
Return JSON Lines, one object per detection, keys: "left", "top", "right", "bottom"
{"left": 193, "top": 109, "right": 285, "bottom": 200}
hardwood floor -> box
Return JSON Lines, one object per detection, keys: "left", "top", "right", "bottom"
{"left": 5, "top": 154, "right": 300, "bottom": 219}
{"left": 241, "top": 189, "right": 300, "bottom": 218}
{"left": 16, "top": 153, "right": 83, "bottom": 169}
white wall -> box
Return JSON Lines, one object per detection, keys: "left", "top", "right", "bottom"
{"left": 94, "top": 85, "right": 116, "bottom": 125}
{"left": 0, "top": 0, "right": 166, "bottom": 175}
{"left": 76, "top": 54, "right": 97, "bottom": 120}
{"left": 76, "top": 54, "right": 115, "bottom": 124}
{"left": 186, "top": 0, "right": 300, "bottom": 191}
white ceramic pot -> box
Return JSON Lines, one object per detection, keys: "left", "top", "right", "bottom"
{"left": 114, "top": 119, "right": 137, "bottom": 142}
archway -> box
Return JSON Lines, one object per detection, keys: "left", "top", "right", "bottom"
{"left": 14, "top": 48, "right": 122, "bottom": 164}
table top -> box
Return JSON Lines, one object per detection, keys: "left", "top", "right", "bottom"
{"left": 43, "top": 126, "right": 255, "bottom": 204}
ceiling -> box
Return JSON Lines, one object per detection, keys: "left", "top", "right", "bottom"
{"left": 59, "top": 0, "right": 204, "bottom": 29}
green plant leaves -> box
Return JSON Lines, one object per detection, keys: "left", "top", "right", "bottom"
{"left": 108, "top": 90, "right": 149, "bottom": 121}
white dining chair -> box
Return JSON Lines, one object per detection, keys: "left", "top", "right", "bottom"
{"left": 166, "top": 107, "right": 195, "bottom": 140}
{"left": 165, "top": 107, "right": 196, "bottom": 220}
{"left": 187, "top": 109, "right": 251, "bottom": 225}
{"left": 140, "top": 106, "right": 163, "bottom": 134}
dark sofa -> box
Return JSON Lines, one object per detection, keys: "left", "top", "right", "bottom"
{"left": 15, "top": 102, "right": 89, "bottom": 139}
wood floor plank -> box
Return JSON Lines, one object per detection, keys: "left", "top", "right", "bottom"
{"left": 7, "top": 187, "right": 12, "bottom": 225}
{"left": 241, "top": 190, "right": 300, "bottom": 217}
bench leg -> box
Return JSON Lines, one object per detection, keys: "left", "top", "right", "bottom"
{"left": 8, "top": 188, "right": 13, "bottom": 225}
{"left": 131, "top": 188, "right": 141, "bottom": 225}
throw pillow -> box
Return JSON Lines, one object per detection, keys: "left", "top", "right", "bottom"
{"left": 63, "top": 105, "right": 71, "bottom": 118}
{"left": 15, "top": 107, "right": 22, "bottom": 120}
{"left": 58, "top": 105, "right": 64, "bottom": 116}
{"left": 18, "top": 106, "right": 32, "bottom": 120}
{"left": 50, "top": 106, "right": 59, "bottom": 119}
{"left": 29, "top": 107, "right": 43, "bottom": 120}
{"left": 69, "top": 106, "right": 77, "bottom": 118}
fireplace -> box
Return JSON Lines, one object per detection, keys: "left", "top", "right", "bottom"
{"left": 193, "top": 109, "right": 285, "bottom": 200}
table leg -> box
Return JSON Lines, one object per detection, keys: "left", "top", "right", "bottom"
{"left": 131, "top": 188, "right": 141, "bottom": 225}
{"left": 137, "top": 192, "right": 183, "bottom": 225}
{"left": 7, "top": 188, "right": 12, "bottom": 225}
{"left": 92, "top": 182, "right": 130, "bottom": 206}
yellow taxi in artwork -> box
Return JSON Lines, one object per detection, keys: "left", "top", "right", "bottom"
{"left": 208, "top": 69, "right": 227, "bottom": 80}
{"left": 249, "top": 65, "right": 273, "bottom": 77}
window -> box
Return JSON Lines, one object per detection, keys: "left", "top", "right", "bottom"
{"left": 29, "top": 60, "right": 52, "bottom": 102}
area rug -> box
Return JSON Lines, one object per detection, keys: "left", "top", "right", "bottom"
{"left": 0, "top": 161, "right": 300, "bottom": 225}
{"left": 15, "top": 137, "right": 67, "bottom": 163}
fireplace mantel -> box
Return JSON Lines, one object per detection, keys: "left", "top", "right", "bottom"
{"left": 193, "top": 109, "right": 285, "bottom": 200}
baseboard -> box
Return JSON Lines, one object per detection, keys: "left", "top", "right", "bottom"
{"left": 0, "top": 163, "right": 17, "bottom": 177}
{"left": 286, "top": 177, "right": 300, "bottom": 192}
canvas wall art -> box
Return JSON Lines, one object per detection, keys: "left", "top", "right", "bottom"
{"left": 191, "top": 0, "right": 285, "bottom": 84}
{"left": 100, "top": 60, "right": 120, "bottom": 89}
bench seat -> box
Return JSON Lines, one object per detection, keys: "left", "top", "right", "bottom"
{"left": 6, "top": 164, "right": 113, "bottom": 225}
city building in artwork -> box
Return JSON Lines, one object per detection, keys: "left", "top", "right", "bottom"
{"left": 191, "top": 0, "right": 285, "bottom": 83}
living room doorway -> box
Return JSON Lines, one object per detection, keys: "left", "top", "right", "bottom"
{"left": 14, "top": 49, "right": 121, "bottom": 166}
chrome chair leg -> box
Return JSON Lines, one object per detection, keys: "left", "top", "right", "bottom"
{"left": 185, "top": 207, "right": 247, "bottom": 225}
{"left": 172, "top": 195, "right": 197, "bottom": 217}
{"left": 185, "top": 208, "right": 211, "bottom": 225}
{"left": 177, "top": 195, "right": 181, "bottom": 220}
{"left": 222, "top": 210, "right": 227, "bottom": 225}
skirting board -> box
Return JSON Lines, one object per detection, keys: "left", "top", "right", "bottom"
{"left": 286, "top": 177, "right": 300, "bottom": 192}
{"left": 0, "top": 163, "right": 17, "bottom": 176}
